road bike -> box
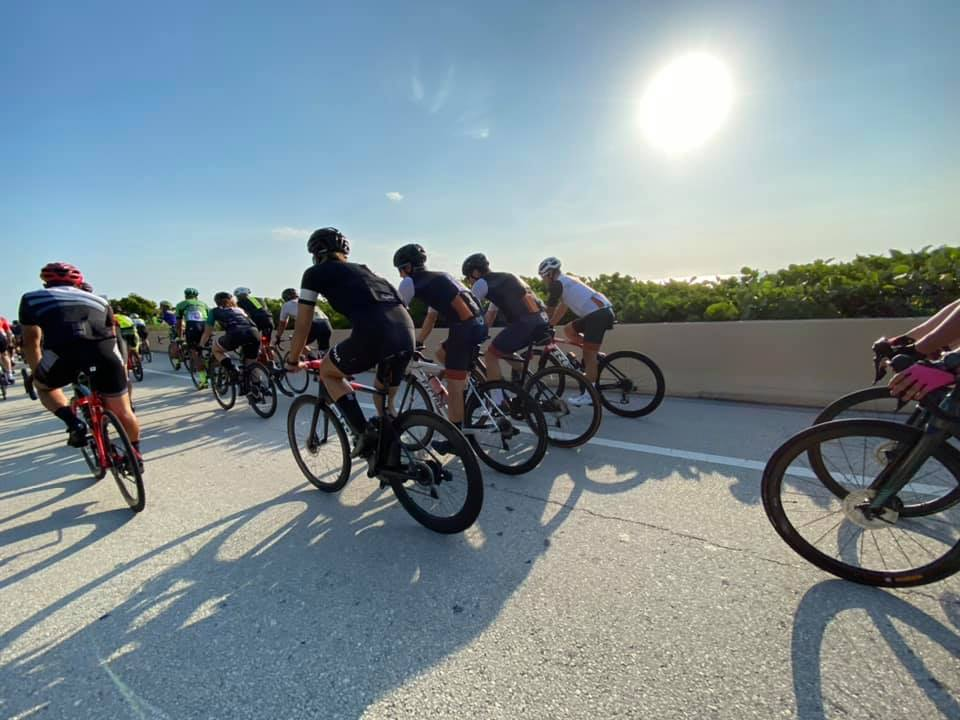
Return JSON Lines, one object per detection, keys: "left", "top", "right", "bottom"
{"left": 287, "top": 359, "right": 483, "bottom": 533}
{"left": 205, "top": 346, "right": 277, "bottom": 418}
{"left": 71, "top": 367, "right": 145, "bottom": 512}
{"left": 762, "top": 350, "right": 960, "bottom": 587}
{"left": 126, "top": 345, "right": 144, "bottom": 382}
{"left": 397, "top": 348, "right": 548, "bottom": 475}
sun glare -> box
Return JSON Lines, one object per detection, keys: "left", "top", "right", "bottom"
{"left": 639, "top": 52, "right": 734, "bottom": 155}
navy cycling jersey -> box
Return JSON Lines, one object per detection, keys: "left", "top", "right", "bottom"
{"left": 18, "top": 286, "right": 116, "bottom": 351}
{"left": 398, "top": 270, "right": 481, "bottom": 324}
{"left": 237, "top": 296, "right": 273, "bottom": 324}
{"left": 299, "top": 261, "right": 402, "bottom": 321}
{"left": 473, "top": 272, "right": 544, "bottom": 325}
{"left": 206, "top": 306, "right": 256, "bottom": 333}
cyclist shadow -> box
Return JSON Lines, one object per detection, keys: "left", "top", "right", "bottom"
{"left": 791, "top": 580, "right": 960, "bottom": 720}
{"left": 0, "top": 473, "right": 577, "bottom": 719}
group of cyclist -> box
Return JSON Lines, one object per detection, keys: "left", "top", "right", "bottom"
{"left": 11, "top": 226, "right": 960, "bottom": 474}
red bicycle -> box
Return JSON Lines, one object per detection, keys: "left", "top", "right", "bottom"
{"left": 72, "top": 368, "right": 145, "bottom": 512}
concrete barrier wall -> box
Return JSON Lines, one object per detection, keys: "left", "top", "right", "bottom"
{"left": 148, "top": 316, "right": 925, "bottom": 408}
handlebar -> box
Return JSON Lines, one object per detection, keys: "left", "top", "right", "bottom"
{"left": 889, "top": 350, "right": 960, "bottom": 424}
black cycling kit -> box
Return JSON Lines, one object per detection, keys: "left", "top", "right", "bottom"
{"left": 207, "top": 307, "right": 261, "bottom": 360}
{"left": 472, "top": 272, "right": 549, "bottom": 356}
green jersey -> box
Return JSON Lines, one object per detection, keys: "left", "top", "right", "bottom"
{"left": 175, "top": 299, "right": 209, "bottom": 324}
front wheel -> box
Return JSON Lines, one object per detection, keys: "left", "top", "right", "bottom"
{"left": 246, "top": 363, "right": 277, "bottom": 418}
{"left": 387, "top": 410, "right": 483, "bottom": 534}
{"left": 211, "top": 364, "right": 236, "bottom": 410}
{"left": 596, "top": 351, "right": 665, "bottom": 418}
{"left": 102, "top": 410, "right": 145, "bottom": 512}
{"left": 281, "top": 352, "right": 310, "bottom": 395}
{"left": 762, "top": 419, "right": 960, "bottom": 587}
{"left": 524, "top": 366, "right": 602, "bottom": 448}
{"left": 287, "top": 395, "right": 351, "bottom": 492}
{"left": 464, "top": 380, "right": 548, "bottom": 475}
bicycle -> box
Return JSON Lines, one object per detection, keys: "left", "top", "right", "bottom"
{"left": 272, "top": 337, "right": 315, "bottom": 396}
{"left": 535, "top": 333, "right": 665, "bottom": 418}
{"left": 256, "top": 335, "right": 311, "bottom": 397}
{"left": 71, "top": 367, "right": 145, "bottom": 512}
{"left": 162, "top": 335, "right": 188, "bottom": 372}
{"left": 125, "top": 345, "right": 144, "bottom": 382}
{"left": 397, "top": 348, "right": 548, "bottom": 475}
{"left": 140, "top": 337, "right": 152, "bottom": 363}
{"left": 287, "top": 359, "right": 484, "bottom": 533}
{"left": 761, "top": 351, "right": 960, "bottom": 587}
{"left": 206, "top": 346, "right": 278, "bottom": 418}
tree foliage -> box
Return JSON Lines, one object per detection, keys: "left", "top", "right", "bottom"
{"left": 112, "top": 294, "right": 159, "bottom": 320}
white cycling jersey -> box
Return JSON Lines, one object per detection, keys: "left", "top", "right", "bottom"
{"left": 547, "top": 274, "right": 612, "bottom": 318}
{"left": 280, "top": 299, "right": 328, "bottom": 323}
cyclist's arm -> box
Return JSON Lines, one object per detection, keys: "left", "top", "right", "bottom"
{"left": 418, "top": 308, "right": 438, "bottom": 345}
{"left": 287, "top": 303, "right": 315, "bottom": 364}
{"left": 484, "top": 305, "right": 498, "bottom": 328}
{"left": 275, "top": 317, "right": 289, "bottom": 340}
{"left": 199, "top": 324, "right": 213, "bottom": 346}
{"left": 22, "top": 325, "right": 42, "bottom": 371}
{"left": 916, "top": 299, "right": 960, "bottom": 355}
{"left": 547, "top": 302, "right": 569, "bottom": 327}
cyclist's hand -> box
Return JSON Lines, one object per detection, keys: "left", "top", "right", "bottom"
{"left": 889, "top": 363, "right": 956, "bottom": 401}
{"left": 285, "top": 359, "right": 304, "bottom": 374}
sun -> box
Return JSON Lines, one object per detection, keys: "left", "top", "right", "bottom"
{"left": 639, "top": 52, "right": 734, "bottom": 154}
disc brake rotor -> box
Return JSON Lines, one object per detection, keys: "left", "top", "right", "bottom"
{"left": 842, "top": 488, "right": 901, "bottom": 529}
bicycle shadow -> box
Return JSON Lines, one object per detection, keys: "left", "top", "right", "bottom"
{"left": 792, "top": 580, "right": 960, "bottom": 720}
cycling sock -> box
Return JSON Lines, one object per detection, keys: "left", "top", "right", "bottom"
{"left": 335, "top": 393, "right": 367, "bottom": 435}
{"left": 54, "top": 406, "right": 81, "bottom": 429}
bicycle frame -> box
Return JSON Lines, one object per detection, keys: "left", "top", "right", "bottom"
{"left": 71, "top": 383, "right": 109, "bottom": 472}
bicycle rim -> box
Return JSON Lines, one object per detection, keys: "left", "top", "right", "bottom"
{"left": 212, "top": 365, "right": 236, "bottom": 410}
{"left": 396, "top": 375, "right": 436, "bottom": 448}
{"left": 524, "top": 366, "right": 602, "bottom": 447}
{"left": 102, "top": 411, "right": 145, "bottom": 512}
{"left": 287, "top": 396, "right": 350, "bottom": 492}
{"left": 597, "top": 351, "right": 665, "bottom": 418}
{"left": 465, "top": 380, "right": 547, "bottom": 475}
{"left": 762, "top": 419, "right": 960, "bottom": 587}
{"left": 247, "top": 363, "right": 277, "bottom": 418}
{"left": 282, "top": 352, "right": 310, "bottom": 394}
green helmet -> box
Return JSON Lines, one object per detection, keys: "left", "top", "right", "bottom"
{"left": 184, "top": 287, "right": 199, "bottom": 299}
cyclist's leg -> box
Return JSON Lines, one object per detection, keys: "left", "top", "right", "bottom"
{"left": 95, "top": 340, "right": 140, "bottom": 443}
{"left": 32, "top": 348, "right": 92, "bottom": 443}
{"left": 575, "top": 307, "right": 614, "bottom": 384}
{"left": 307, "top": 319, "right": 332, "bottom": 358}
{"left": 442, "top": 319, "right": 486, "bottom": 425}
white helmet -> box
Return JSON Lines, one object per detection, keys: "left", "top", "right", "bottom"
{"left": 130, "top": 313, "right": 139, "bottom": 319}
{"left": 233, "top": 286, "right": 252, "bottom": 297}
{"left": 538, "top": 257, "right": 562, "bottom": 277}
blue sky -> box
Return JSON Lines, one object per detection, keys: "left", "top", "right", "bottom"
{"left": 2, "top": 0, "right": 958, "bottom": 315}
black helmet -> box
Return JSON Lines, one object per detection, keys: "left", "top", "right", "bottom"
{"left": 307, "top": 227, "right": 350, "bottom": 259}
{"left": 281, "top": 288, "right": 298, "bottom": 302}
{"left": 461, "top": 253, "right": 489, "bottom": 277}
{"left": 214, "top": 291, "right": 233, "bottom": 306}
{"left": 184, "top": 287, "right": 199, "bottom": 298}
{"left": 393, "top": 243, "right": 427, "bottom": 270}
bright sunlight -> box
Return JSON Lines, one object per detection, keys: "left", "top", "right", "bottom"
{"left": 639, "top": 52, "right": 734, "bottom": 155}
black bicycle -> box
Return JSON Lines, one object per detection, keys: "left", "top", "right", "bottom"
{"left": 287, "top": 359, "right": 484, "bottom": 533}
{"left": 207, "top": 348, "right": 278, "bottom": 419}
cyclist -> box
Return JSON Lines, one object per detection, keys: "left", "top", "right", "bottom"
{"left": 131, "top": 313, "right": 150, "bottom": 357}
{"left": 275, "top": 288, "right": 332, "bottom": 356}
{"left": 887, "top": 298, "right": 960, "bottom": 358}
{"left": 461, "top": 253, "right": 549, "bottom": 391}
{"left": 538, "top": 256, "right": 615, "bottom": 406}
{"left": 113, "top": 305, "right": 141, "bottom": 365}
{"left": 199, "top": 292, "right": 261, "bottom": 392}
{"left": 394, "top": 244, "right": 487, "bottom": 448}
{"left": 286, "top": 227, "right": 415, "bottom": 458}
{"left": 18, "top": 263, "right": 140, "bottom": 461}
{"left": 160, "top": 301, "right": 177, "bottom": 333}
{"left": 0, "top": 315, "right": 14, "bottom": 384}
{"left": 11, "top": 320, "right": 23, "bottom": 356}
{"left": 234, "top": 288, "right": 275, "bottom": 360}
{"left": 175, "top": 288, "right": 210, "bottom": 388}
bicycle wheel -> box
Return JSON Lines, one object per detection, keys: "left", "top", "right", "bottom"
{"left": 387, "top": 410, "right": 483, "bottom": 534}
{"left": 211, "top": 365, "right": 236, "bottom": 410}
{"left": 395, "top": 375, "right": 436, "bottom": 447}
{"left": 762, "top": 419, "right": 960, "bottom": 587}
{"left": 282, "top": 352, "right": 310, "bottom": 394}
{"left": 596, "top": 351, "right": 665, "bottom": 418}
{"left": 131, "top": 354, "right": 144, "bottom": 382}
{"left": 142, "top": 345, "right": 152, "bottom": 363}
{"left": 188, "top": 355, "right": 204, "bottom": 389}
{"left": 246, "top": 363, "right": 277, "bottom": 418}
{"left": 102, "top": 410, "right": 145, "bottom": 512}
{"left": 524, "top": 366, "right": 602, "bottom": 448}
{"left": 287, "top": 395, "right": 351, "bottom": 492}
{"left": 77, "top": 406, "right": 107, "bottom": 480}
{"left": 0, "top": 378, "right": 5, "bottom": 400}
{"left": 168, "top": 346, "right": 181, "bottom": 371}
{"left": 464, "top": 380, "right": 548, "bottom": 475}
{"left": 814, "top": 385, "right": 921, "bottom": 424}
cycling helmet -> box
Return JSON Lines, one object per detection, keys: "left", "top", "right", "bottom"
{"left": 233, "top": 287, "right": 252, "bottom": 297}
{"left": 130, "top": 313, "right": 140, "bottom": 320}
{"left": 214, "top": 291, "right": 233, "bottom": 306}
{"left": 538, "top": 257, "right": 562, "bottom": 277}
{"left": 78, "top": 281, "right": 94, "bottom": 293}
{"left": 184, "top": 287, "right": 199, "bottom": 298}
{"left": 281, "top": 288, "right": 298, "bottom": 302}
{"left": 40, "top": 262, "right": 84, "bottom": 287}
{"left": 393, "top": 244, "right": 427, "bottom": 270}
{"left": 461, "top": 253, "right": 490, "bottom": 277}
{"left": 307, "top": 227, "right": 350, "bottom": 259}
{"left": 160, "top": 301, "right": 172, "bottom": 309}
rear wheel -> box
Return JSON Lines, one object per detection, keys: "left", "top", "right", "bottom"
{"left": 142, "top": 344, "right": 152, "bottom": 363}
{"left": 102, "top": 410, "right": 145, "bottom": 512}
{"left": 464, "top": 380, "right": 547, "bottom": 475}
{"left": 596, "top": 351, "right": 665, "bottom": 418}
{"left": 246, "top": 363, "right": 277, "bottom": 418}
{"left": 287, "top": 395, "right": 351, "bottom": 492}
{"left": 282, "top": 352, "right": 310, "bottom": 394}
{"left": 211, "top": 364, "right": 236, "bottom": 410}
{"left": 168, "top": 344, "right": 181, "bottom": 371}
{"left": 524, "top": 366, "right": 602, "bottom": 447}
{"left": 131, "top": 354, "right": 144, "bottom": 382}
{"left": 387, "top": 410, "right": 483, "bottom": 534}
{"left": 78, "top": 407, "right": 106, "bottom": 480}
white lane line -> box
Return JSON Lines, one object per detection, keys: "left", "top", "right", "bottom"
{"left": 144, "top": 368, "right": 195, "bottom": 382}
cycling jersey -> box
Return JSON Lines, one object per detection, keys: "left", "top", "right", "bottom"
{"left": 546, "top": 274, "right": 612, "bottom": 318}
{"left": 0, "top": 317, "right": 11, "bottom": 334}
{"left": 115, "top": 314, "right": 134, "bottom": 330}
{"left": 161, "top": 310, "right": 177, "bottom": 327}
{"left": 206, "top": 307, "right": 256, "bottom": 333}
{"left": 472, "top": 272, "right": 544, "bottom": 324}
{"left": 398, "top": 270, "right": 482, "bottom": 324}
{"left": 299, "top": 261, "right": 402, "bottom": 320}
{"left": 279, "top": 299, "right": 328, "bottom": 323}
{"left": 18, "top": 286, "right": 116, "bottom": 351}
{"left": 237, "top": 296, "right": 273, "bottom": 326}
{"left": 175, "top": 299, "right": 209, "bottom": 324}
{"left": 115, "top": 314, "right": 140, "bottom": 351}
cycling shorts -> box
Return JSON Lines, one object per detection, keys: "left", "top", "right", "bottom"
{"left": 491, "top": 312, "right": 550, "bottom": 357}
{"left": 120, "top": 329, "right": 139, "bottom": 351}
{"left": 308, "top": 318, "right": 332, "bottom": 350}
{"left": 441, "top": 317, "right": 488, "bottom": 379}
{"left": 184, "top": 322, "right": 205, "bottom": 348}
{"left": 329, "top": 305, "right": 414, "bottom": 387}
{"left": 572, "top": 306, "right": 615, "bottom": 350}
{"left": 0, "top": 334, "right": 7, "bottom": 353}
{"left": 34, "top": 339, "right": 128, "bottom": 397}
{"left": 216, "top": 328, "right": 261, "bottom": 360}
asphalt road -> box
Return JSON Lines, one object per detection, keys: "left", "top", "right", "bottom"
{"left": 1, "top": 364, "right": 958, "bottom": 719}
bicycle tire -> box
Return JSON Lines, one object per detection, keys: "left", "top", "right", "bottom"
{"left": 211, "top": 365, "right": 236, "bottom": 410}
{"left": 0, "top": 379, "right": 5, "bottom": 401}
{"left": 524, "top": 366, "right": 602, "bottom": 448}
{"left": 282, "top": 352, "right": 310, "bottom": 394}
{"left": 464, "top": 380, "right": 548, "bottom": 475}
{"left": 596, "top": 351, "right": 665, "bottom": 418}
{"left": 287, "top": 395, "right": 351, "bottom": 492}
{"left": 102, "top": 410, "right": 145, "bottom": 512}
{"left": 762, "top": 419, "right": 960, "bottom": 587}
{"left": 396, "top": 374, "right": 436, "bottom": 447}
{"left": 246, "top": 363, "right": 277, "bottom": 418}
{"left": 132, "top": 355, "right": 144, "bottom": 382}
{"left": 388, "top": 410, "right": 483, "bottom": 534}
{"left": 142, "top": 346, "right": 152, "bottom": 363}
{"left": 168, "top": 346, "right": 181, "bottom": 371}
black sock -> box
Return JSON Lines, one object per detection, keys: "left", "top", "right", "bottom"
{"left": 335, "top": 393, "right": 367, "bottom": 435}
{"left": 132, "top": 440, "right": 140, "bottom": 452}
{"left": 55, "top": 406, "right": 80, "bottom": 429}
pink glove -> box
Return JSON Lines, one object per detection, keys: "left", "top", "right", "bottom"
{"left": 889, "top": 364, "right": 956, "bottom": 401}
